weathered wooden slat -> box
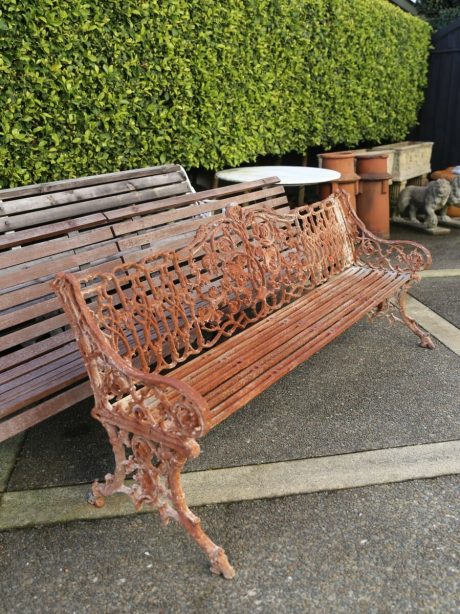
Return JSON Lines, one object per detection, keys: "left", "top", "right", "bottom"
{"left": 0, "top": 358, "right": 86, "bottom": 416}
{"left": 0, "top": 296, "right": 61, "bottom": 331}
{"left": 0, "top": 257, "right": 123, "bottom": 311}
{"left": 211, "top": 189, "right": 288, "bottom": 211}
{"left": 117, "top": 216, "right": 216, "bottom": 252}
{"left": 123, "top": 232, "right": 199, "bottom": 264}
{"left": 120, "top": 200, "right": 290, "bottom": 264}
{"left": 0, "top": 330, "right": 74, "bottom": 373}
{"left": 116, "top": 199, "right": 284, "bottom": 255}
{"left": 111, "top": 187, "right": 287, "bottom": 238}
{"left": 0, "top": 340, "right": 77, "bottom": 386}
{"left": 112, "top": 200, "right": 223, "bottom": 237}
{"left": 0, "top": 182, "right": 191, "bottom": 232}
{"left": 0, "top": 352, "right": 83, "bottom": 398}
{"left": 103, "top": 177, "right": 281, "bottom": 222}
{"left": 0, "top": 227, "right": 114, "bottom": 270}
{"left": 0, "top": 213, "right": 107, "bottom": 250}
{"left": 0, "top": 171, "right": 188, "bottom": 216}
{"left": 0, "top": 243, "right": 119, "bottom": 290}
{"left": 0, "top": 164, "right": 182, "bottom": 201}
{"left": 0, "top": 312, "right": 68, "bottom": 352}
{"left": 0, "top": 382, "right": 93, "bottom": 444}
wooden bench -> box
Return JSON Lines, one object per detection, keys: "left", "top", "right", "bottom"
{"left": 53, "top": 191, "right": 433, "bottom": 579}
{"left": 0, "top": 167, "right": 288, "bottom": 441}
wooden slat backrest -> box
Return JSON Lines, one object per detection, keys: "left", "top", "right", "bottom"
{"left": 0, "top": 174, "right": 287, "bottom": 437}
{"left": 110, "top": 179, "right": 289, "bottom": 262}
{"left": 0, "top": 165, "right": 194, "bottom": 428}
{"left": 0, "top": 177, "right": 286, "bottom": 350}
{"left": 72, "top": 193, "right": 353, "bottom": 376}
{"left": 0, "top": 165, "right": 193, "bottom": 232}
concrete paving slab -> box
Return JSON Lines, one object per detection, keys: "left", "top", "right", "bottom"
{"left": 5, "top": 399, "right": 112, "bottom": 491}
{"left": 7, "top": 317, "right": 460, "bottom": 490}
{"left": 0, "top": 434, "right": 23, "bottom": 493}
{"left": 1, "top": 441, "right": 459, "bottom": 530}
{"left": 410, "top": 277, "right": 460, "bottom": 329}
{"left": 421, "top": 268, "right": 460, "bottom": 278}
{"left": 390, "top": 225, "right": 460, "bottom": 270}
{"left": 408, "top": 297, "right": 460, "bottom": 355}
{"left": 0, "top": 476, "right": 458, "bottom": 613}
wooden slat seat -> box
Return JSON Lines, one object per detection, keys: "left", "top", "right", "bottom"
{"left": 135, "top": 267, "right": 408, "bottom": 427}
{"left": 0, "top": 171, "right": 289, "bottom": 441}
{"left": 176, "top": 267, "right": 408, "bottom": 428}
{"left": 54, "top": 192, "right": 434, "bottom": 579}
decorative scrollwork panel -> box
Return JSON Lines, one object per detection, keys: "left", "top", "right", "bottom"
{"left": 73, "top": 197, "right": 358, "bottom": 375}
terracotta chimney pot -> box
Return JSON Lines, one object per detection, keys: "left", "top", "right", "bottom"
{"left": 356, "top": 153, "right": 392, "bottom": 239}
{"left": 318, "top": 152, "right": 360, "bottom": 211}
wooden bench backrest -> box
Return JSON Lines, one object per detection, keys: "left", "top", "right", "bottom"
{"left": 58, "top": 192, "right": 357, "bottom": 376}
{"left": 0, "top": 165, "right": 194, "bottom": 233}
{"left": 0, "top": 166, "right": 192, "bottom": 372}
{"left": 0, "top": 173, "right": 288, "bottom": 432}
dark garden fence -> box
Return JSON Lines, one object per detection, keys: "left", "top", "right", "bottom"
{"left": 413, "top": 18, "right": 460, "bottom": 170}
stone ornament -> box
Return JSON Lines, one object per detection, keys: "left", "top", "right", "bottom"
{"left": 396, "top": 178, "right": 452, "bottom": 228}
{"left": 448, "top": 175, "right": 460, "bottom": 207}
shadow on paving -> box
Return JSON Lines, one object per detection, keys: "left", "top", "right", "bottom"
{"left": 1, "top": 476, "right": 459, "bottom": 613}
{"left": 390, "top": 225, "right": 460, "bottom": 270}
{"left": 7, "top": 316, "right": 460, "bottom": 491}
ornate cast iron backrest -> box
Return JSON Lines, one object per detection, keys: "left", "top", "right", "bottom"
{"left": 56, "top": 193, "right": 358, "bottom": 374}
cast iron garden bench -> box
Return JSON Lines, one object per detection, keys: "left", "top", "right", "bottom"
{"left": 0, "top": 166, "right": 288, "bottom": 441}
{"left": 53, "top": 190, "right": 434, "bottom": 579}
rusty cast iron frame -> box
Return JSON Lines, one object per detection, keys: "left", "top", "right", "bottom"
{"left": 53, "top": 191, "right": 433, "bottom": 579}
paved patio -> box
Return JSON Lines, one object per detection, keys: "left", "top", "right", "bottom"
{"left": 0, "top": 224, "right": 459, "bottom": 612}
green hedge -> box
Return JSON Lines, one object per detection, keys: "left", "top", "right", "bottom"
{"left": 0, "top": 0, "right": 431, "bottom": 187}
{"left": 418, "top": 0, "right": 460, "bottom": 30}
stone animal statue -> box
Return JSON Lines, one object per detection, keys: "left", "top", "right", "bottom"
{"left": 448, "top": 175, "right": 460, "bottom": 206}
{"left": 397, "top": 179, "right": 452, "bottom": 228}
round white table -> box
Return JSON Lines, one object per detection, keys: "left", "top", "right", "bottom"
{"left": 215, "top": 166, "right": 341, "bottom": 205}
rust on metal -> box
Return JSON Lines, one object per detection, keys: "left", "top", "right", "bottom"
{"left": 53, "top": 191, "right": 433, "bottom": 578}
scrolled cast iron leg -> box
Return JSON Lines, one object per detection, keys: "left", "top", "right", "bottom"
{"left": 397, "top": 287, "right": 435, "bottom": 349}
{"left": 168, "top": 456, "right": 236, "bottom": 580}
{"left": 87, "top": 421, "right": 129, "bottom": 508}
{"left": 376, "top": 299, "right": 389, "bottom": 314}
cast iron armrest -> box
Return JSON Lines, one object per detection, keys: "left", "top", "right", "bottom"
{"left": 104, "top": 352, "right": 211, "bottom": 441}
{"left": 350, "top": 210, "right": 432, "bottom": 277}
{"left": 53, "top": 272, "right": 211, "bottom": 445}
{"left": 88, "top": 348, "right": 211, "bottom": 451}
{"left": 333, "top": 190, "right": 432, "bottom": 277}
